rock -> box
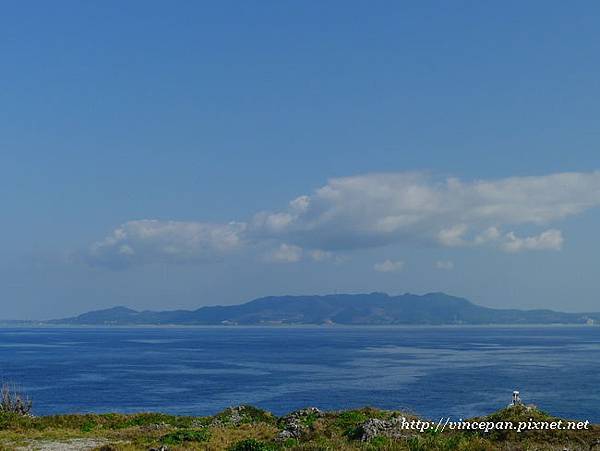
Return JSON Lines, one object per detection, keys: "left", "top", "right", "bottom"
{"left": 211, "top": 405, "right": 275, "bottom": 427}
{"left": 227, "top": 406, "right": 245, "bottom": 425}
{"left": 282, "top": 407, "right": 323, "bottom": 422}
{"left": 276, "top": 407, "right": 323, "bottom": 441}
{"left": 276, "top": 429, "right": 298, "bottom": 441}
{"left": 211, "top": 405, "right": 249, "bottom": 427}
{"left": 357, "top": 417, "right": 410, "bottom": 441}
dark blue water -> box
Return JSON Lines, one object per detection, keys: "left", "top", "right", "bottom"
{"left": 0, "top": 326, "right": 598, "bottom": 421}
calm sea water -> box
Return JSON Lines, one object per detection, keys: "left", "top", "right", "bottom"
{"left": 0, "top": 326, "right": 598, "bottom": 421}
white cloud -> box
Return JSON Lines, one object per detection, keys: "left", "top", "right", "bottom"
{"left": 264, "top": 243, "right": 303, "bottom": 263}
{"left": 86, "top": 171, "right": 600, "bottom": 267}
{"left": 474, "top": 226, "right": 501, "bottom": 245}
{"left": 435, "top": 260, "right": 455, "bottom": 270}
{"left": 438, "top": 225, "right": 468, "bottom": 247}
{"left": 251, "top": 171, "right": 600, "bottom": 252}
{"left": 374, "top": 259, "right": 405, "bottom": 272}
{"left": 87, "top": 220, "right": 245, "bottom": 267}
{"left": 309, "top": 249, "right": 333, "bottom": 261}
{"left": 501, "top": 229, "right": 564, "bottom": 253}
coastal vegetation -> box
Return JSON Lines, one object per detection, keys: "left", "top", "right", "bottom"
{"left": 0, "top": 404, "right": 597, "bottom": 450}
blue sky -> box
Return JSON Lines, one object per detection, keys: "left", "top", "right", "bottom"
{"left": 2, "top": 1, "right": 600, "bottom": 318}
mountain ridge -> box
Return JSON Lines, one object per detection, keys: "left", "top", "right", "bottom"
{"left": 47, "top": 292, "right": 600, "bottom": 326}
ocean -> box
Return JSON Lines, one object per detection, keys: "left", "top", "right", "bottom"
{"left": 0, "top": 325, "right": 598, "bottom": 421}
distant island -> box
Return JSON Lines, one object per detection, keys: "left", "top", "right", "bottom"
{"left": 44, "top": 292, "right": 600, "bottom": 326}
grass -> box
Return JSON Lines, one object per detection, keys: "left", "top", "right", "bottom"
{"left": 0, "top": 405, "right": 597, "bottom": 450}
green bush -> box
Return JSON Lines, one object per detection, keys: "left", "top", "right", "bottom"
{"left": 301, "top": 412, "right": 319, "bottom": 428}
{"left": 228, "top": 438, "right": 278, "bottom": 451}
{"left": 80, "top": 419, "right": 96, "bottom": 432}
{"left": 335, "top": 410, "right": 369, "bottom": 437}
{"left": 161, "top": 428, "right": 210, "bottom": 445}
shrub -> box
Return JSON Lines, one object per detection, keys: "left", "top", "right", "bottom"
{"left": 214, "top": 405, "right": 277, "bottom": 426}
{"left": 335, "top": 410, "right": 369, "bottom": 437}
{"left": 0, "top": 384, "right": 32, "bottom": 416}
{"left": 80, "top": 419, "right": 96, "bottom": 432}
{"left": 228, "top": 438, "right": 278, "bottom": 451}
{"left": 161, "top": 428, "right": 210, "bottom": 445}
